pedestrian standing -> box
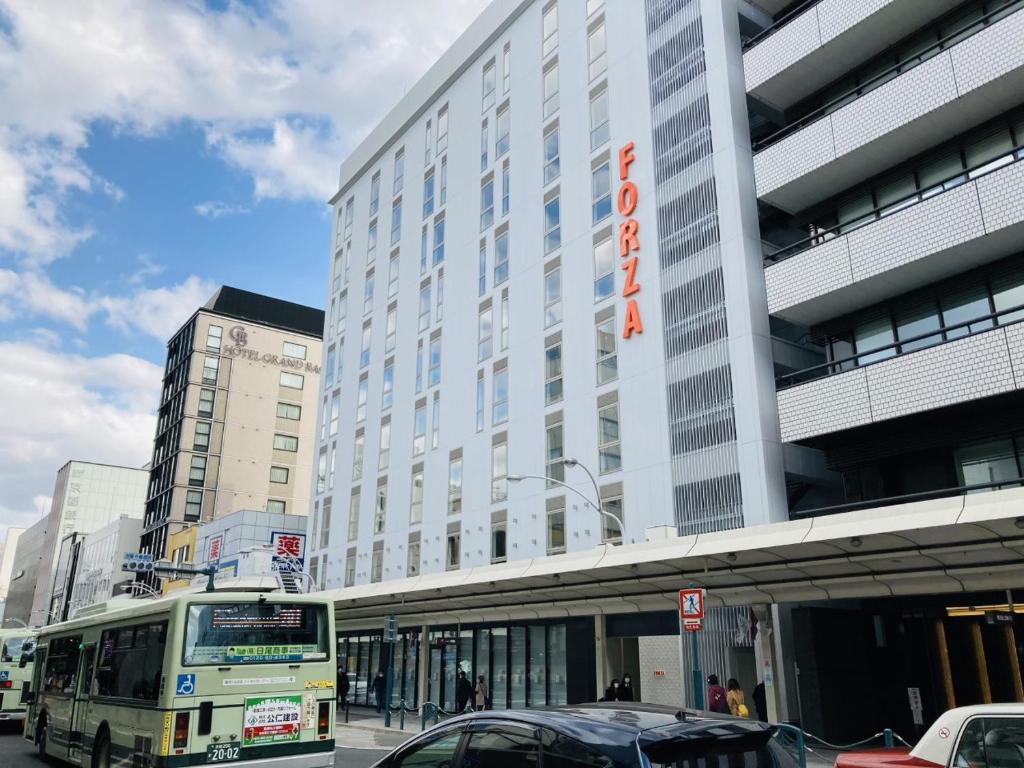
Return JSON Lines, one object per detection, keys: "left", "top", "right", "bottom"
{"left": 752, "top": 681, "right": 767, "bottom": 722}
{"left": 619, "top": 674, "right": 635, "bottom": 702}
{"left": 337, "top": 665, "right": 351, "bottom": 705}
{"left": 456, "top": 670, "right": 473, "bottom": 712}
{"left": 474, "top": 675, "right": 489, "bottom": 710}
{"left": 727, "top": 678, "right": 749, "bottom": 717}
{"left": 373, "top": 671, "right": 387, "bottom": 713}
{"left": 601, "top": 678, "right": 622, "bottom": 702}
{"left": 706, "top": 674, "right": 729, "bottom": 714}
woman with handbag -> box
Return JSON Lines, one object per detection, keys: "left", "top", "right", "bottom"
{"left": 474, "top": 675, "right": 490, "bottom": 710}
{"left": 727, "top": 678, "right": 750, "bottom": 717}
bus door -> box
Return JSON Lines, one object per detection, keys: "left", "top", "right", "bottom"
{"left": 68, "top": 643, "right": 96, "bottom": 765}
{"left": 24, "top": 646, "right": 46, "bottom": 740}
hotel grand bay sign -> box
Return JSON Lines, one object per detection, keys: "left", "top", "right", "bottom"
{"left": 221, "top": 325, "right": 320, "bottom": 373}
{"left": 618, "top": 141, "right": 644, "bottom": 340}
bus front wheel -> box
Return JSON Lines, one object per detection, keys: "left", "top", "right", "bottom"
{"left": 92, "top": 730, "right": 111, "bottom": 768}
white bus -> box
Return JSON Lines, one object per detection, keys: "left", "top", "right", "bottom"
{"left": 0, "top": 627, "right": 37, "bottom": 723}
{"left": 25, "top": 591, "right": 336, "bottom": 768}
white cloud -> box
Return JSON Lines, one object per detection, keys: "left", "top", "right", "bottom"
{"left": 127, "top": 254, "right": 166, "bottom": 285}
{"left": 99, "top": 275, "right": 216, "bottom": 341}
{"left": 0, "top": 130, "right": 95, "bottom": 264}
{"left": 194, "top": 201, "right": 251, "bottom": 219}
{"left": 0, "top": 268, "right": 94, "bottom": 329}
{"left": 210, "top": 119, "right": 341, "bottom": 202}
{"left": 0, "top": 0, "right": 487, "bottom": 261}
{"left": 0, "top": 342, "right": 159, "bottom": 524}
{"left": 0, "top": 268, "right": 215, "bottom": 341}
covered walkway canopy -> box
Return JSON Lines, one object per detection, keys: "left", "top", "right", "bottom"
{"left": 325, "top": 487, "right": 1024, "bottom": 631}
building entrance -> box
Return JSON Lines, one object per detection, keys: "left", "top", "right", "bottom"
{"left": 789, "top": 592, "right": 1024, "bottom": 742}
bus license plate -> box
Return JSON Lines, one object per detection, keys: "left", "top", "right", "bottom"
{"left": 207, "top": 743, "right": 241, "bottom": 762}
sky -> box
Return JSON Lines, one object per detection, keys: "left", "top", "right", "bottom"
{"left": 0, "top": 0, "right": 486, "bottom": 540}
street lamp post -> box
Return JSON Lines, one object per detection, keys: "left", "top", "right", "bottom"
{"left": 508, "top": 457, "right": 626, "bottom": 544}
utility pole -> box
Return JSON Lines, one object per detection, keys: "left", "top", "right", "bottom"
{"left": 383, "top": 614, "right": 398, "bottom": 727}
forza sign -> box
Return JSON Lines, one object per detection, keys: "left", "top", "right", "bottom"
{"left": 618, "top": 141, "right": 644, "bottom": 339}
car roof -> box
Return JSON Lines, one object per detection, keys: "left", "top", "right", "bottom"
{"left": 440, "top": 703, "right": 770, "bottom": 748}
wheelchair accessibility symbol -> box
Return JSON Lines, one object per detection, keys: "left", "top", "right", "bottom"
{"left": 176, "top": 674, "right": 195, "bottom": 696}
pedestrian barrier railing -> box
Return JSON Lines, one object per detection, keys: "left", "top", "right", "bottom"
{"left": 420, "top": 701, "right": 476, "bottom": 730}
{"left": 774, "top": 724, "right": 807, "bottom": 768}
{"left": 774, "top": 725, "right": 912, "bottom": 768}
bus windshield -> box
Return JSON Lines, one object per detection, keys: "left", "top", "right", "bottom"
{"left": 1, "top": 636, "right": 32, "bottom": 663}
{"left": 183, "top": 602, "right": 330, "bottom": 666}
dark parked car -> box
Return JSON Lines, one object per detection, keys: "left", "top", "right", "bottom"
{"left": 370, "top": 703, "right": 797, "bottom": 768}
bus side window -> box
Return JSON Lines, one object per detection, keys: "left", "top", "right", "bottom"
{"left": 94, "top": 623, "right": 167, "bottom": 701}
{"left": 43, "top": 636, "right": 82, "bottom": 695}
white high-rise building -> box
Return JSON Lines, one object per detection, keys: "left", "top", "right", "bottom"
{"left": 309, "top": 0, "right": 1024, "bottom": 731}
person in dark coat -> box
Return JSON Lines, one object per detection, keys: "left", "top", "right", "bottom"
{"left": 619, "top": 674, "right": 635, "bottom": 701}
{"left": 601, "top": 678, "right": 622, "bottom": 701}
{"left": 372, "top": 672, "right": 387, "bottom": 713}
{"left": 752, "top": 681, "right": 767, "bottom": 722}
{"left": 456, "top": 671, "right": 474, "bottom": 712}
{"left": 706, "top": 674, "right": 729, "bottom": 714}
{"left": 337, "top": 666, "right": 351, "bottom": 705}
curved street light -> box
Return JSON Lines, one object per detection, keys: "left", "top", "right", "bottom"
{"left": 2, "top": 617, "right": 28, "bottom": 628}
{"left": 508, "top": 457, "right": 626, "bottom": 544}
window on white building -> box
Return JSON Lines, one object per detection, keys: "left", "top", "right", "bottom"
{"left": 491, "top": 439, "right": 508, "bottom": 502}
{"left": 588, "top": 22, "right": 607, "bottom": 81}
{"left": 542, "top": 3, "right": 557, "bottom": 57}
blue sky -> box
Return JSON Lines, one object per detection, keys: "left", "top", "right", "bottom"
{"left": 0, "top": 0, "right": 484, "bottom": 537}
{"left": 64, "top": 122, "right": 330, "bottom": 359}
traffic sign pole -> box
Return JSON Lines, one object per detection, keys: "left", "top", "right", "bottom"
{"left": 383, "top": 614, "right": 398, "bottom": 727}
{"left": 679, "top": 587, "right": 706, "bottom": 709}
{"left": 691, "top": 626, "right": 704, "bottom": 709}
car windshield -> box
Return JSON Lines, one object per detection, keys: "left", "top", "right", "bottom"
{"left": 644, "top": 731, "right": 798, "bottom": 768}
{"left": 1, "top": 636, "right": 32, "bottom": 663}
{"left": 183, "top": 602, "right": 329, "bottom": 666}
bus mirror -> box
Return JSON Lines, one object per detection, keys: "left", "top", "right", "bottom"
{"left": 18, "top": 655, "right": 28, "bottom": 668}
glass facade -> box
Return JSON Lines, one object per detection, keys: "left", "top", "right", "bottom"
{"left": 426, "top": 621, "right": 571, "bottom": 711}
{"left": 338, "top": 631, "right": 420, "bottom": 707}
{"left": 341, "top": 620, "right": 583, "bottom": 712}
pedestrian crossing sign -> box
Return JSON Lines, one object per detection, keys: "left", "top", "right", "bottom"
{"left": 679, "top": 588, "right": 705, "bottom": 620}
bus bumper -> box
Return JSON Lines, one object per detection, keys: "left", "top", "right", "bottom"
{"left": 155, "top": 749, "right": 335, "bottom": 768}
{"left": 0, "top": 711, "right": 26, "bottom": 722}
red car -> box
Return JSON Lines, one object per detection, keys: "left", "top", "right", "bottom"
{"left": 836, "top": 705, "right": 1024, "bottom": 768}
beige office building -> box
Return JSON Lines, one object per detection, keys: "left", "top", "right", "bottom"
{"left": 140, "top": 286, "right": 324, "bottom": 562}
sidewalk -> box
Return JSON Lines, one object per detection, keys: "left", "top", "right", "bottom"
{"left": 334, "top": 706, "right": 426, "bottom": 750}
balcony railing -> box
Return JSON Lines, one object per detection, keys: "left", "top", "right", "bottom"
{"left": 763, "top": 140, "right": 1024, "bottom": 266}
{"left": 741, "top": 0, "right": 821, "bottom": 52}
{"left": 776, "top": 302, "right": 1024, "bottom": 389}
{"left": 791, "top": 477, "right": 1023, "bottom": 518}
{"left": 752, "top": 1, "right": 1023, "bottom": 153}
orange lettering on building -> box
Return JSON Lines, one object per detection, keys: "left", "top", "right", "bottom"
{"left": 618, "top": 141, "right": 635, "bottom": 180}
{"left": 621, "top": 256, "right": 640, "bottom": 297}
{"left": 622, "top": 299, "right": 644, "bottom": 339}
{"left": 618, "top": 219, "right": 639, "bottom": 257}
{"left": 617, "top": 181, "right": 637, "bottom": 216}
{"left": 618, "top": 141, "right": 643, "bottom": 339}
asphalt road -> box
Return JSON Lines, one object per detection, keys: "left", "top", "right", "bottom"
{"left": 0, "top": 725, "right": 390, "bottom": 768}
